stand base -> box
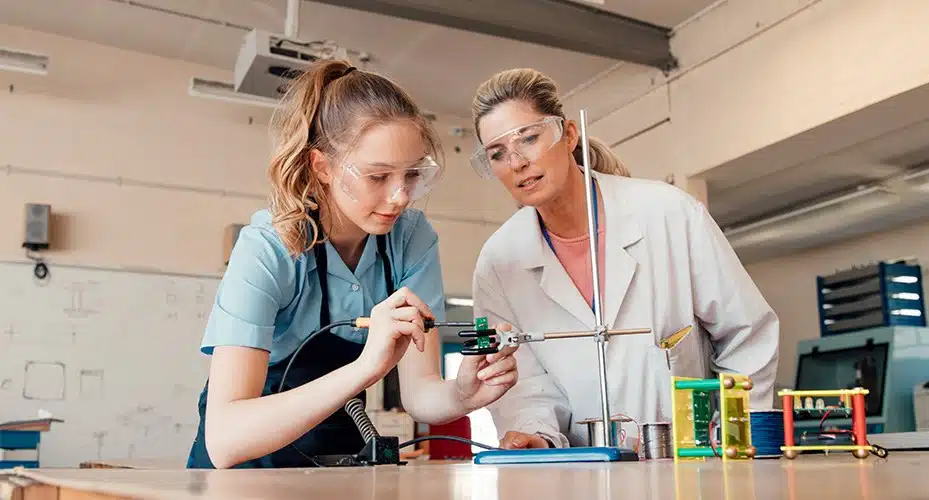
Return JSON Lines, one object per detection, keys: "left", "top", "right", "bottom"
{"left": 310, "top": 454, "right": 409, "bottom": 467}
{"left": 312, "top": 435, "right": 403, "bottom": 467}
{"left": 473, "top": 447, "right": 638, "bottom": 465}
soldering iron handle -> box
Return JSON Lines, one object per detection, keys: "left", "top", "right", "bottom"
{"left": 355, "top": 317, "right": 454, "bottom": 330}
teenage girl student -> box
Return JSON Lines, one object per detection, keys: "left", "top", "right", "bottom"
{"left": 467, "top": 68, "right": 779, "bottom": 450}
{"left": 186, "top": 60, "right": 518, "bottom": 469}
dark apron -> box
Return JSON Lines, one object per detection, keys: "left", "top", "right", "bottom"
{"left": 186, "top": 233, "right": 395, "bottom": 468}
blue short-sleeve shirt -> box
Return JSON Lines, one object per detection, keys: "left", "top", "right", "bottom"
{"left": 200, "top": 208, "right": 447, "bottom": 365}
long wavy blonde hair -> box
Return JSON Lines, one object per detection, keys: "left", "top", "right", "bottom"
{"left": 268, "top": 59, "right": 442, "bottom": 257}
{"left": 471, "top": 68, "right": 630, "bottom": 177}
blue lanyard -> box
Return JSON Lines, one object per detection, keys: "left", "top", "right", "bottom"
{"left": 537, "top": 177, "right": 599, "bottom": 312}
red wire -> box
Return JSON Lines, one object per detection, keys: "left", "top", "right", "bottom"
{"left": 817, "top": 406, "right": 854, "bottom": 443}
{"left": 612, "top": 413, "right": 641, "bottom": 453}
{"left": 819, "top": 408, "right": 832, "bottom": 431}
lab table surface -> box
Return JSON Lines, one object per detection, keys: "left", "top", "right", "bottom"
{"left": 3, "top": 453, "right": 928, "bottom": 500}
{"left": 79, "top": 458, "right": 188, "bottom": 470}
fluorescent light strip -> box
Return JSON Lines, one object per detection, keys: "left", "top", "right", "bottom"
{"left": 0, "top": 47, "right": 49, "bottom": 75}
{"left": 188, "top": 77, "right": 280, "bottom": 108}
{"left": 446, "top": 297, "right": 474, "bottom": 307}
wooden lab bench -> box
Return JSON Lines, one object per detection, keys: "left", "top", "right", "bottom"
{"left": 2, "top": 453, "right": 927, "bottom": 499}
{"left": 77, "top": 458, "right": 187, "bottom": 470}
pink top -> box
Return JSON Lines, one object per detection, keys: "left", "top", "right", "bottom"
{"left": 546, "top": 224, "right": 606, "bottom": 310}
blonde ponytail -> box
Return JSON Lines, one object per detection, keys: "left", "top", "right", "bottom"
{"left": 268, "top": 59, "right": 441, "bottom": 257}
{"left": 573, "top": 137, "right": 630, "bottom": 177}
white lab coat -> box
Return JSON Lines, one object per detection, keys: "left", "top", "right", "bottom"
{"left": 472, "top": 172, "right": 779, "bottom": 448}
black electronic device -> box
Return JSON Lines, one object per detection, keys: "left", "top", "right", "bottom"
{"left": 309, "top": 398, "right": 402, "bottom": 467}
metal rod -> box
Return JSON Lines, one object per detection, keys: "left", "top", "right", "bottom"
{"left": 285, "top": 0, "right": 301, "bottom": 38}
{"left": 580, "top": 108, "right": 612, "bottom": 448}
{"left": 544, "top": 328, "right": 651, "bottom": 340}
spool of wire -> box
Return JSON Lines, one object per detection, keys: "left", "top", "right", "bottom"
{"left": 750, "top": 410, "right": 785, "bottom": 458}
{"left": 641, "top": 422, "right": 673, "bottom": 460}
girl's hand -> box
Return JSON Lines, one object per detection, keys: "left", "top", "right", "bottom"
{"left": 357, "top": 287, "right": 433, "bottom": 382}
{"left": 454, "top": 322, "right": 519, "bottom": 412}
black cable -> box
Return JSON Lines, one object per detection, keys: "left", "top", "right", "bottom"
{"left": 277, "top": 319, "right": 355, "bottom": 394}
{"left": 398, "top": 435, "right": 500, "bottom": 451}
{"left": 276, "top": 320, "right": 355, "bottom": 465}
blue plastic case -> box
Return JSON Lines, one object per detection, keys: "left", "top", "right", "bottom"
{"left": 473, "top": 447, "right": 638, "bottom": 464}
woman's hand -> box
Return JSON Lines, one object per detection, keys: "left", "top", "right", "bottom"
{"left": 357, "top": 287, "right": 433, "bottom": 383}
{"left": 454, "top": 322, "right": 519, "bottom": 412}
{"left": 499, "top": 431, "right": 551, "bottom": 449}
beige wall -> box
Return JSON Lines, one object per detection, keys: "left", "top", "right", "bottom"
{"left": 0, "top": 25, "right": 510, "bottom": 297}
{"left": 558, "top": 0, "right": 929, "bottom": 389}
{"left": 564, "top": 0, "right": 929, "bottom": 184}
{"left": 745, "top": 219, "right": 929, "bottom": 386}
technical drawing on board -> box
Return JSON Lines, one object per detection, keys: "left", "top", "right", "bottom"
{"left": 0, "top": 260, "right": 218, "bottom": 467}
{"left": 23, "top": 361, "right": 66, "bottom": 401}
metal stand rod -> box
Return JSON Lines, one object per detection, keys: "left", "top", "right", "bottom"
{"left": 544, "top": 328, "right": 651, "bottom": 340}
{"left": 580, "top": 109, "right": 612, "bottom": 448}
{"left": 285, "top": 0, "right": 301, "bottom": 38}
{"left": 496, "top": 328, "right": 651, "bottom": 349}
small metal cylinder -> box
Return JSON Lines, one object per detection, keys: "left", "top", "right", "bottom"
{"left": 579, "top": 417, "right": 624, "bottom": 448}
{"left": 641, "top": 423, "right": 673, "bottom": 459}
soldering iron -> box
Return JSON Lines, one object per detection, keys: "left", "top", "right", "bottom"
{"left": 275, "top": 317, "right": 496, "bottom": 468}
{"left": 278, "top": 317, "right": 476, "bottom": 393}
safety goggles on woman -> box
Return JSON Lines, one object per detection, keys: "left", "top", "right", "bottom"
{"left": 469, "top": 116, "right": 564, "bottom": 179}
{"left": 338, "top": 155, "right": 441, "bottom": 203}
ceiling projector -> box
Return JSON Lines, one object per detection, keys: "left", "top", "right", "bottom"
{"left": 234, "top": 29, "right": 349, "bottom": 100}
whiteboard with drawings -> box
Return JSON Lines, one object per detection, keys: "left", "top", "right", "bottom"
{"left": 0, "top": 260, "right": 219, "bottom": 467}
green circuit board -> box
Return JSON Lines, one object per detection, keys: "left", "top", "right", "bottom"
{"left": 475, "top": 317, "right": 489, "bottom": 331}
{"left": 692, "top": 390, "right": 713, "bottom": 447}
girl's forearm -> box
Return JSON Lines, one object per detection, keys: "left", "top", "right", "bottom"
{"left": 402, "top": 376, "right": 472, "bottom": 425}
{"left": 205, "top": 360, "right": 375, "bottom": 468}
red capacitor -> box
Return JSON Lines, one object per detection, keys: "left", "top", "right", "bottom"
{"left": 852, "top": 393, "right": 867, "bottom": 446}
{"left": 782, "top": 394, "right": 795, "bottom": 447}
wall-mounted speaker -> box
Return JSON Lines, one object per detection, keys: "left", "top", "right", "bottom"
{"left": 223, "top": 224, "right": 245, "bottom": 266}
{"left": 22, "top": 203, "right": 51, "bottom": 251}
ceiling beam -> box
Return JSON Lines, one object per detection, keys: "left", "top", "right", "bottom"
{"left": 306, "top": 0, "right": 676, "bottom": 70}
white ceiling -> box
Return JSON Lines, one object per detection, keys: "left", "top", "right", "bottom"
{"left": 0, "top": 0, "right": 715, "bottom": 118}
{"left": 704, "top": 82, "right": 929, "bottom": 230}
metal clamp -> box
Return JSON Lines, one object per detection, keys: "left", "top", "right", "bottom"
{"left": 594, "top": 325, "right": 608, "bottom": 343}
{"left": 458, "top": 329, "right": 500, "bottom": 355}
{"left": 457, "top": 327, "right": 652, "bottom": 355}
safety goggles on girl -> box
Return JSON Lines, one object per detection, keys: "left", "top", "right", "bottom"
{"left": 470, "top": 116, "right": 564, "bottom": 179}
{"left": 338, "top": 155, "right": 441, "bottom": 203}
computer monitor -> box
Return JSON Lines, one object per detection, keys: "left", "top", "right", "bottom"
{"left": 794, "top": 340, "right": 889, "bottom": 419}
